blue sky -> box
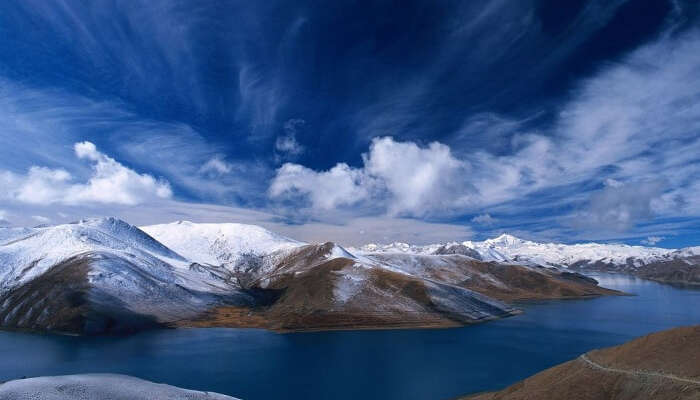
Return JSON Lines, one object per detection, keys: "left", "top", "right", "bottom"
{"left": 0, "top": 0, "right": 699, "bottom": 247}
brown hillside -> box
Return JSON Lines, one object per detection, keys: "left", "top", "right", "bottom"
{"left": 463, "top": 326, "right": 700, "bottom": 400}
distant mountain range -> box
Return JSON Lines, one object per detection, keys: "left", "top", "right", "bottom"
{"left": 2, "top": 218, "right": 696, "bottom": 335}
{"left": 355, "top": 234, "right": 700, "bottom": 285}
{"left": 355, "top": 233, "right": 699, "bottom": 269}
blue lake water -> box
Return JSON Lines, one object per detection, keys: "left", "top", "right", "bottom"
{"left": 1, "top": 274, "right": 699, "bottom": 399}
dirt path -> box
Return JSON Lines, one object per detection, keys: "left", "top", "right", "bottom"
{"left": 579, "top": 354, "right": 700, "bottom": 386}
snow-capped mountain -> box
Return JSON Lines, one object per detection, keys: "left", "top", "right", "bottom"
{"left": 0, "top": 218, "right": 258, "bottom": 333}
{"left": 141, "top": 221, "right": 304, "bottom": 267}
{"left": 0, "top": 218, "right": 185, "bottom": 291}
{"left": 0, "top": 218, "right": 618, "bottom": 334}
{"left": 355, "top": 233, "right": 697, "bottom": 269}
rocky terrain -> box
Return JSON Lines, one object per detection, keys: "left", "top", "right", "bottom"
{"left": 357, "top": 235, "right": 700, "bottom": 286}
{"left": 0, "top": 218, "right": 618, "bottom": 335}
{"left": 0, "top": 374, "right": 238, "bottom": 399}
{"left": 462, "top": 325, "right": 700, "bottom": 400}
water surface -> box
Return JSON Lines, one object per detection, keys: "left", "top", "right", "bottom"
{"left": 1, "top": 274, "right": 698, "bottom": 399}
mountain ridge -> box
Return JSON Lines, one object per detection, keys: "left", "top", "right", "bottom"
{"left": 0, "top": 217, "right": 619, "bottom": 334}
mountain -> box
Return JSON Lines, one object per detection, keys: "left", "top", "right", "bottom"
{"left": 140, "top": 220, "right": 303, "bottom": 267}
{"left": 462, "top": 325, "right": 700, "bottom": 400}
{"left": 0, "top": 218, "right": 255, "bottom": 334}
{"left": 355, "top": 234, "right": 700, "bottom": 285}
{"left": 175, "top": 242, "right": 617, "bottom": 331}
{"left": 0, "top": 219, "right": 619, "bottom": 335}
{"left": 0, "top": 374, "right": 238, "bottom": 399}
{"left": 176, "top": 242, "right": 517, "bottom": 331}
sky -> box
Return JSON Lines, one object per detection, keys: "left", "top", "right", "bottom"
{"left": 0, "top": 0, "right": 699, "bottom": 248}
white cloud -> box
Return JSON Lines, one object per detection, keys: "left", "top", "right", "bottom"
{"left": 270, "top": 137, "right": 473, "bottom": 217}
{"left": 275, "top": 119, "right": 305, "bottom": 159}
{"left": 74, "top": 141, "right": 101, "bottom": 161}
{"left": 268, "top": 30, "right": 700, "bottom": 233}
{"left": 200, "top": 156, "right": 233, "bottom": 175}
{"left": 269, "top": 137, "right": 468, "bottom": 216}
{"left": 641, "top": 236, "right": 664, "bottom": 246}
{"left": 364, "top": 137, "right": 471, "bottom": 216}
{"left": 1, "top": 141, "right": 172, "bottom": 206}
{"left": 471, "top": 213, "right": 495, "bottom": 225}
{"left": 269, "top": 162, "right": 376, "bottom": 210}
{"left": 113, "top": 122, "right": 270, "bottom": 204}
{"left": 570, "top": 180, "right": 666, "bottom": 232}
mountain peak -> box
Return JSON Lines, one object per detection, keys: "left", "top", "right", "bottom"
{"left": 487, "top": 233, "right": 525, "bottom": 246}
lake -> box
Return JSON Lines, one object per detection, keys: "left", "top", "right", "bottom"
{"left": 1, "top": 274, "right": 699, "bottom": 400}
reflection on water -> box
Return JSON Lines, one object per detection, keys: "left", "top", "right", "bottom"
{"left": 0, "top": 274, "right": 698, "bottom": 400}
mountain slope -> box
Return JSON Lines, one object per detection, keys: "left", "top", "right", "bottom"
{"left": 177, "top": 242, "right": 618, "bottom": 332}
{"left": 0, "top": 218, "right": 253, "bottom": 334}
{"left": 462, "top": 325, "right": 700, "bottom": 400}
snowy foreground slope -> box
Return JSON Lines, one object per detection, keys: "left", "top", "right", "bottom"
{"left": 0, "top": 374, "right": 237, "bottom": 400}
{"left": 0, "top": 218, "right": 628, "bottom": 334}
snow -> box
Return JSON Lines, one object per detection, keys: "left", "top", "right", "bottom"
{"left": 355, "top": 234, "right": 685, "bottom": 268}
{"left": 0, "top": 218, "right": 241, "bottom": 305}
{"left": 327, "top": 243, "right": 357, "bottom": 260}
{"left": 0, "top": 374, "right": 238, "bottom": 399}
{"left": 675, "top": 246, "right": 700, "bottom": 257}
{"left": 332, "top": 263, "right": 367, "bottom": 303}
{"left": 141, "top": 220, "right": 304, "bottom": 267}
{"left": 0, "top": 227, "right": 35, "bottom": 245}
{"left": 0, "top": 218, "right": 190, "bottom": 291}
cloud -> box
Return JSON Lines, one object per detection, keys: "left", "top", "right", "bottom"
{"left": 471, "top": 213, "right": 496, "bottom": 226}
{"left": 570, "top": 180, "right": 666, "bottom": 232}
{"left": 270, "top": 137, "right": 473, "bottom": 217}
{"left": 200, "top": 156, "right": 234, "bottom": 175}
{"left": 269, "top": 29, "right": 700, "bottom": 237}
{"left": 112, "top": 122, "right": 271, "bottom": 205}
{"left": 269, "top": 162, "right": 376, "bottom": 210}
{"left": 364, "top": 137, "right": 471, "bottom": 216}
{"left": 641, "top": 236, "right": 664, "bottom": 246}
{"left": 1, "top": 141, "right": 172, "bottom": 206}
{"left": 274, "top": 118, "right": 305, "bottom": 159}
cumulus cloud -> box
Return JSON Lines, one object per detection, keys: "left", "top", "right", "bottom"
{"left": 363, "top": 137, "right": 470, "bottom": 216}
{"left": 641, "top": 236, "right": 664, "bottom": 246}
{"left": 269, "top": 162, "right": 376, "bottom": 210}
{"left": 1, "top": 142, "right": 172, "bottom": 206}
{"left": 270, "top": 137, "right": 472, "bottom": 217}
